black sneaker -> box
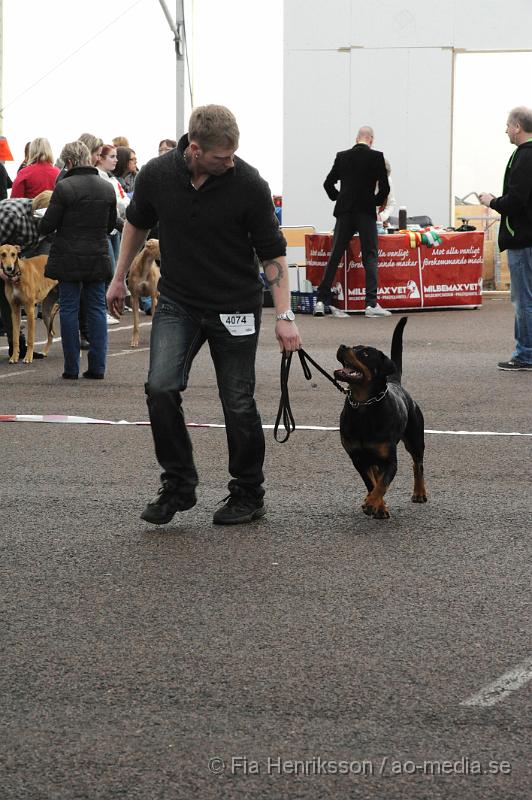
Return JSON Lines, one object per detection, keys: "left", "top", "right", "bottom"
{"left": 497, "top": 359, "right": 532, "bottom": 371}
{"left": 140, "top": 482, "right": 197, "bottom": 525}
{"left": 213, "top": 492, "right": 265, "bottom": 525}
{"left": 82, "top": 370, "right": 104, "bottom": 379}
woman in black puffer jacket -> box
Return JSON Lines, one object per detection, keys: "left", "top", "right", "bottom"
{"left": 40, "top": 141, "right": 117, "bottom": 379}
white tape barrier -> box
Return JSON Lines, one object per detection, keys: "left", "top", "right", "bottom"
{"left": 0, "top": 414, "right": 531, "bottom": 436}
{"left": 460, "top": 655, "right": 532, "bottom": 707}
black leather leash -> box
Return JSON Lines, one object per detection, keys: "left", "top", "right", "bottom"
{"left": 274, "top": 348, "right": 347, "bottom": 443}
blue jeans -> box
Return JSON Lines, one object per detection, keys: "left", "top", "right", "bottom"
{"left": 108, "top": 232, "right": 121, "bottom": 274}
{"left": 59, "top": 281, "right": 108, "bottom": 376}
{"left": 507, "top": 247, "right": 532, "bottom": 362}
{"left": 145, "top": 296, "right": 265, "bottom": 498}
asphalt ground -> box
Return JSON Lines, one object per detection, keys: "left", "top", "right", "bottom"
{"left": 0, "top": 296, "right": 530, "bottom": 800}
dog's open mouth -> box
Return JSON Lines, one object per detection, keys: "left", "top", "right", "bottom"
{"left": 334, "top": 367, "right": 364, "bottom": 382}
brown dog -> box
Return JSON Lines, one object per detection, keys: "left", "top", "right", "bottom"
{"left": 126, "top": 238, "right": 160, "bottom": 347}
{"left": 0, "top": 243, "right": 59, "bottom": 363}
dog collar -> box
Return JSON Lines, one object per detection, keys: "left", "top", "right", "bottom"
{"left": 348, "top": 384, "right": 389, "bottom": 409}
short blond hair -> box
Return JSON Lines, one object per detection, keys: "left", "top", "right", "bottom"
{"left": 188, "top": 104, "right": 239, "bottom": 151}
{"left": 28, "top": 137, "right": 54, "bottom": 165}
{"left": 60, "top": 141, "right": 91, "bottom": 168}
{"left": 78, "top": 133, "right": 103, "bottom": 155}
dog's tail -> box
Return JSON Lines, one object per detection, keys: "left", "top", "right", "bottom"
{"left": 390, "top": 316, "right": 408, "bottom": 381}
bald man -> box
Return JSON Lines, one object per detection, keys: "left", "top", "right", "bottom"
{"left": 315, "top": 126, "right": 390, "bottom": 317}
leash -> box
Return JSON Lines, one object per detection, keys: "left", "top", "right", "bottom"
{"left": 274, "top": 348, "right": 347, "bottom": 443}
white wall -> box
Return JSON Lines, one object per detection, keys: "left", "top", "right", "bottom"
{"left": 283, "top": 0, "right": 532, "bottom": 230}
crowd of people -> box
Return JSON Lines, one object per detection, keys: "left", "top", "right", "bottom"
{"left": 0, "top": 105, "right": 530, "bottom": 528}
{"left": 0, "top": 133, "right": 176, "bottom": 367}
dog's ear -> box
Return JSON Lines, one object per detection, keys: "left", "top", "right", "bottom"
{"left": 380, "top": 353, "right": 397, "bottom": 376}
{"left": 15, "top": 245, "right": 21, "bottom": 253}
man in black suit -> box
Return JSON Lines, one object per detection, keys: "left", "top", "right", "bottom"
{"left": 315, "top": 126, "right": 391, "bottom": 317}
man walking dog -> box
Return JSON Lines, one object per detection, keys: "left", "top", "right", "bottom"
{"left": 315, "top": 126, "right": 391, "bottom": 318}
{"left": 107, "top": 105, "right": 301, "bottom": 525}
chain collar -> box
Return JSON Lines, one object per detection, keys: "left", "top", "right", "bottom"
{"left": 347, "top": 384, "right": 389, "bottom": 409}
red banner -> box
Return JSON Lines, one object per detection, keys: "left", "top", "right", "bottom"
{"left": 304, "top": 232, "right": 483, "bottom": 310}
{"left": 419, "top": 232, "right": 484, "bottom": 307}
{"left": 346, "top": 235, "right": 422, "bottom": 311}
{"left": 305, "top": 233, "right": 345, "bottom": 307}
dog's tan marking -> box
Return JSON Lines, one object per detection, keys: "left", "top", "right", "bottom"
{"left": 411, "top": 462, "right": 427, "bottom": 503}
{"left": 362, "top": 472, "right": 391, "bottom": 519}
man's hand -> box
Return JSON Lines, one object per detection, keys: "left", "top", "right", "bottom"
{"left": 479, "top": 192, "right": 495, "bottom": 208}
{"left": 275, "top": 320, "right": 302, "bottom": 353}
{"left": 106, "top": 276, "right": 128, "bottom": 319}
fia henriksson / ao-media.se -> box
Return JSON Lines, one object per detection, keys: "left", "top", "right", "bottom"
{"left": 208, "top": 755, "right": 512, "bottom": 777}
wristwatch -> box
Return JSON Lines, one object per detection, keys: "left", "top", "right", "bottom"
{"left": 276, "top": 309, "right": 296, "bottom": 322}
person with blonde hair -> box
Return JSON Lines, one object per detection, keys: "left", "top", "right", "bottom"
{"left": 107, "top": 104, "right": 301, "bottom": 526}
{"left": 10, "top": 137, "right": 59, "bottom": 199}
{"left": 77, "top": 133, "right": 103, "bottom": 166}
{"left": 112, "top": 136, "right": 130, "bottom": 148}
{"left": 39, "top": 141, "right": 117, "bottom": 380}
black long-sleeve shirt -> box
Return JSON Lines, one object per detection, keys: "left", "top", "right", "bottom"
{"left": 126, "top": 135, "right": 286, "bottom": 312}
{"left": 490, "top": 140, "right": 532, "bottom": 251}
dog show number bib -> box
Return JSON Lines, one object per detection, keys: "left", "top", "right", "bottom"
{"left": 220, "top": 313, "right": 255, "bottom": 336}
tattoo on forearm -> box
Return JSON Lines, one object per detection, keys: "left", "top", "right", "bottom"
{"left": 263, "top": 259, "right": 284, "bottom": 288}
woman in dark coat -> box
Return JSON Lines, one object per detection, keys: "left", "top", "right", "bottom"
{"left": 40, "top": 141, "right": 117, "bottom": 379}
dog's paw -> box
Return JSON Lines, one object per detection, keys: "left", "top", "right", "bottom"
{"left": 411, "top": 493, "right": 428, "bottom": 503}
{"left": 372, "top": 505, "right": 390, "bottom": 519}
{"left": 362, "top": 501, "right": 390, "bottom": 519}
{"left": 130, "top": 339, "right": 139, "bottom": 348}
{"left": 8, "top": 356, "right": 18, "bottom": 364}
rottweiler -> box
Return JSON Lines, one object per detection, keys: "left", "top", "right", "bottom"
{"left": 334, "top": 316, "right": 427, "bottom": 519}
